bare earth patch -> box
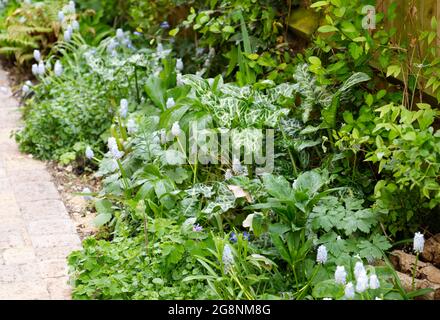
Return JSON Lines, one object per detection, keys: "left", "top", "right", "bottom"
{"left": 45, "top": 161, "right": 100, "bottom": 240}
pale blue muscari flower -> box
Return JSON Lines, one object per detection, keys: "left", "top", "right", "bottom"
{"left": 82, "top": 187, "right": 93, "bottom": 201}
{"left": 33, "top": 50, "right": 41, "bottom": 62}
{"left": 344, "top": 282, "right": 355, "bottom": 299}
{"left": 108, "top": 137, "right": 117, "bottom": 150}
{"left": 369, "top": 274, "right": 380, "bottom": 290}
{"left": 22, "top": 84, "right": 30, "bottom": 94}
{"left": 413, "top": 232, "right": 425, "bottom": 254}
{"left": 355, "top": 272, "right": 369, "bottom": 293}
{"left": 58, "top": 11, "right": 65, "bottom": 22}
{"left": 25, "top": 80, "right": 32, "bottom": 86}
{"left": 31, "top": 64, "right": 38, "bottom": 76}
{"left": 108, "top": 137, "right": 124, "bottom": 159}
{"left": 54, "top": 60, "right": 63, "bottom": 77}
{"left": 116, "top": 28, "right": 124, "bottom": 40}
{"left": 67, "top": 1, "right": 75, "bottom": 13}
{"left": 232, "top": 157, "right": 246, "bottom": 175}
{"left": 85, "top": 146, "right": 94, "bottom": 160}
{"left": 37, "top": 61, "right": 45, "bottom": 75}
{"left": 159, "top": 129, "right": 167, "bottom": 144}
{"left": 334, "top": 266, "right": 347, "bottom": 285}
{"left": 110, "top": 145, "right": 124, "bottom": 160}
{"left": 316, "top": 245, "right": 327, "bottom": 264}
{"left": 166, "top": 97, "right": 175, "bottom": 109}
{"left": 107, "top": 39, "right": 118, "bottom": 54}
{"left": 119, "top": 99, "right": 128, "bottom": 118}
{"left": 64, "top": 27, "right": 72, "bottom": 42}
{"left": 156, "top": 43, "right": 171, "bottom": 59}
{"left": 72, "top": 20, "right": 79, "bottom": 31}
{"left": 176, "top": 58, "right": 183, "bottom": 71}
{"left": 171, "top": 121, "right": 181, "bottom": 137}
{"left": 18, "top": 16, "right": 27, "bottom": 24}
{"left": 127, "top": 118, "right": 138, "bottom": 134}
{"left": 122, "top": 37, "right": 132, "bottom": 48}
{"left": 222, "top": 244, "right": 234, "bottom": 273}
{"left": 354, "top": 261, "right": 366, "bottom": 279}
{"left": 224, "top": 169, "right": 233, "bottom": 180}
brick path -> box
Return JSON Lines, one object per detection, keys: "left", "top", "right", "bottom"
{"left": 0, "top": 67, "right": 81, "bottom": 299}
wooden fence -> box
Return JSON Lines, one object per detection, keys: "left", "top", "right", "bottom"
{"left": 377, "top": 0, "right": 440, "bottom": 54}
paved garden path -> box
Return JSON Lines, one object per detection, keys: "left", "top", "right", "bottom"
{"left": 0, "top": 67, "right": 81, "bottom": 299}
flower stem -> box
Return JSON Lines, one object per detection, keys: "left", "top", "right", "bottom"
{"left": 411, "top": 253, "right": 419, "bottom": 291}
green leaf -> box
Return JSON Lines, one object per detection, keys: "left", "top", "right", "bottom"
{"left": 94, "top": 213, "right": 112, "bottom": 227}
{"left": 310, "top": 1, "right": 329, "bottom": 8}
{"left": 318, "top": 25, "right": 338, "bottom": 33}
{"left": 222, "top": 26, "right": 234, "bottom": 33}
{"left": 144, "top": 76, "right": 166, "bottom": 109}
{"left": 262, "top": 174, "right": 294, "bottom": 200}
{"left": 169, "top": 28, "right": 180, "bottom": 36}
{"left": 386, "top": 65, "right": 401, "bottom": 78}
{"left": 312, "top": 279, "right": 344, "bottom": 299}
{"left": 308, "top": 56, "right": 321, "bottom": 66}
{"left": 293, "top": 170, "right": 325, "bottom": 195}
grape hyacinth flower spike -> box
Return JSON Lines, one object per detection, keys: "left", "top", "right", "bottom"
{"left": 316, "top": 245, "right": 328, "bottom": 264}
{"left": 54, "top": 60, "right": 63, "bottom": 77}
{"left": 85, "top": 146, "right": 94, "bottom": 160}
{"left": 33, "top": 50, "right": 41, "bottom": 62}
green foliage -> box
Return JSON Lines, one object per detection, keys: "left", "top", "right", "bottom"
{"left": 15, "top": 34, "right": 160, "bottom": 162}
{"left": 68, "top": 218, "right": 214, "bottom": 299}
{"left": 0, "top": 0, "right": 66, "bottom": 64}
{"left": 5, "top": 0, "right": 439, "bottom": 301}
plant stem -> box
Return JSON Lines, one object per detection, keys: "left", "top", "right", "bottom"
{"left": 134, "top": 66, "right": 140, "bottom": 104}
{"left": 411, "top": 253, "right": 419, "bottom": 291}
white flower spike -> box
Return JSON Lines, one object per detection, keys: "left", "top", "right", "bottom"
{"left": 344, "top": 282, "right": 355, "bottom": 299}
{"left": 171, "top": 121, "right": 181, "bottom": 137}
{"left": 354, "top": 261, "right": 366, "bottom": 280}
{"left": 413, "top": 232, "right": 425, "bottom": 254}
{"left": 72, "top": 20, "right": 79, "bottom": 31}
{"left": 108, "top": 137, "right": 124, "bottom": 160}
{"left": 37, "top": 61, "right": 45, "bottom": 75}
{"left": 176, "top": 58, "right": 184, "bottom": 71}
{"left": 316, "top": 245, "right": 328, "bottom": 264}
{"left": 166, "top": 97, "right": 175, "bottom": 109}
{"left": 33, "top": 50, "right": 41, "bottom": 62}
{"left": 127, "top": 118, "right": 138, "bottom": 134}
{"left": 334, "top": 266, "right": 347, "bottom": 285}
{"left": 355, "top": 272, "right": 369, "bottom": 293}
{"left": 22, "top": 84, "right": 30, "bottom": 95}
{"left": 31, "top": 64, "right": 38, "bottom": 76}
{"left": 222, "top": 244, "right": 234, "bottom": 273}
{"left": 54, "top": 60, "right": 63, "bottom": 77}
{"left": 369, "top": 274, "right": 380, "bottom": 290}
{"left": 58, "top": 11, "right": 65, "bottom": 22}
{"left": 116, "top": 28, "right": 124, "bottom": 40}
{"left": 119, "top": 99, "right": 128, "bottom": 118}
{"left": 85, "top": 146, "right": 94, "bottom": 160}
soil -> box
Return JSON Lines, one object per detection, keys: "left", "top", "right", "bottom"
{"left": 46, "top": 161, "right": 100, "bottom": 240}
{"left": 0, "top": 58, "right": 33, "bottom": 94}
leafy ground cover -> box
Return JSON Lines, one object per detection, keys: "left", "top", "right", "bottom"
{"left": 1, "top": 0, "right": 440, "bottom": 300}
